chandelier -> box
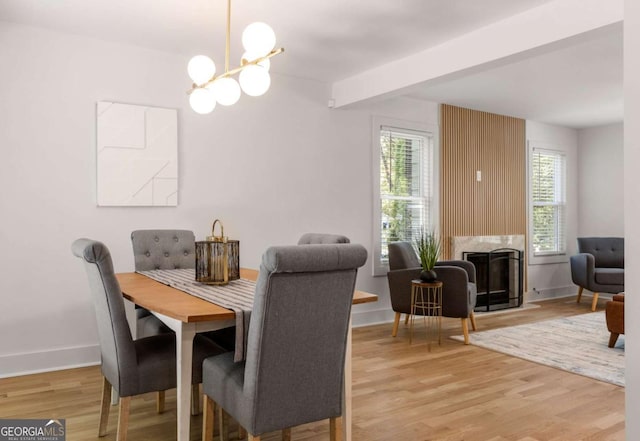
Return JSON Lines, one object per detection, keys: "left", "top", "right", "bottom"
{"left": 187, "top": 0, "right": 284, "bottom": 114}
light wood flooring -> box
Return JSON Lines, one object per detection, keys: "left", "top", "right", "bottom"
{"left": 0, "top": 297, "right": 624, "bottom": 441}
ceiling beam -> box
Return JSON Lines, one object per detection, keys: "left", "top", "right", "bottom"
{"left": 330, "top": 0, "right": 623, "bottom": 108}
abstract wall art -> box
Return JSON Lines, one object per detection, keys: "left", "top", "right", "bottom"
{"left": 96, "top": 101, "right": 178, "bottom": 206}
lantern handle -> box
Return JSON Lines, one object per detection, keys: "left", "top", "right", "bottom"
{"left": 207, "top": 219, "right": 227, "bottom": 242}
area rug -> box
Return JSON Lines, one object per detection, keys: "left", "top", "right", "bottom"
{"left": 451, "top": 312, "right": 625, "bottom": 387}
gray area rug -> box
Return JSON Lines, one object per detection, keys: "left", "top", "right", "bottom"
{"left": 451, "top": 312, "right": 625, "bottom": 387}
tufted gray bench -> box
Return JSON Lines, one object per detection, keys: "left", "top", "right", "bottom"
{"left": 570, "top": 237, "right": 624, "bottom": 311}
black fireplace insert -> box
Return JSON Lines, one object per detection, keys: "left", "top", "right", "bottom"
{"left": 462, "top": 248, "right": 523, "bottom": 312}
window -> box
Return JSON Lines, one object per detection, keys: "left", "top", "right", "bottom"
{"left": 373, "top": 118, "right": 435, "bottom": 275}
{"left": 530, "top": 146, "right": 566, "bottom": 258}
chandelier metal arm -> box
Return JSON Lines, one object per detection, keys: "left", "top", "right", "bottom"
{"left": 187, "top": 47, "right": 285, "bottom": 94}
{"left": 225, "top": 0, "right": 231, "bottom": 73}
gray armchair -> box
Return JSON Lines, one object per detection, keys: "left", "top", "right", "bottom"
{"left": 201, "top": 243, "right": 367, "bottom": 441}
{"left": 570, "top": 237, "right": 624, "bottom": 311}
{"left": 387, "top": 242, "right": 478, "bottom": 344}
{"left": 72, "top": 239, "right": 225, "bottom": 441}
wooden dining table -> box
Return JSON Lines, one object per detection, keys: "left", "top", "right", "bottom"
{"left": 115, "top": 268, "right": 377, "bottom": 441}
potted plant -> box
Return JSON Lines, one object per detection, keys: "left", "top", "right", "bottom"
{"left": 414, "top": 230, "right": 441, "bottom": 282}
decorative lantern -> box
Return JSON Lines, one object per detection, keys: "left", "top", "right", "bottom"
{"left": 195, "top": 219, "right": 240, "bottom": 285}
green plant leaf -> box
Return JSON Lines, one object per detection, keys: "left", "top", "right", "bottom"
{"left": 414, "top": 229, "right": 441, "bottom": 271}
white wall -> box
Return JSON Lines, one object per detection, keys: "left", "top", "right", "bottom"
{"left": 0, "top": 22, "right": 439, "bottom": 377}
{"left": 525, "top": 121, "right": 579, "bottom": 300}
{"left": 624, "top": 0, "right": 640, "bottom": 436}
{"left": 577, "top": 123, "right": 624, "bottom": 236}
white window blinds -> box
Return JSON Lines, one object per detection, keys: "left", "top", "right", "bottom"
{"left": 531, "top": 148, "right": 566, "bottom": 256}
{"left": 378, "top": 126, "right": 433, "bottom": 265}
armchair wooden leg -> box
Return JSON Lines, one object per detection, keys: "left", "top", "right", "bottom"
{"left": 248, "top": 435, "right": 260, "bottom": 441}
{"left": 469, "top": 311, "right": 477, "bottom": 331}
{"left": 391, "top": 312, "right": 401, "bottom": 337}
{"left": 461, "top": 318, "right": 470, "bottom": 345}
{"left": 116, "top": 396, "right": 131, "bottom": 441}
{"left": 99, "top": 376, "right": 111, "bottom": 437}
{"left": 202, "top": 394, "right": 215, "bottom": 441}
{"left": 330, "top": 416, "right": 342, "bottom": 441}
{"left": 576, "top": 286, "right": 584, "bottom": 303}
{"left": 282, "top": 428, "right": 291, "bottom": 441}
{"left": 609, "top": 332, "right": 620, "bottom": 348}
{"left": 191, "top": 384, "right": 200, "bottom": 415}
{"left": 591, "top": 293, "right": 599, "bottom": 312}
{"left": 156, "top": 391, "right": 165, "bottom": 414}
{"left": 404, "top": 314, "right": 410, "bottom": 325}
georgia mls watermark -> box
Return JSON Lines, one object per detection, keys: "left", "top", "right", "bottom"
{"left": 0, "top": 419, "right": 65, "bottom": 441}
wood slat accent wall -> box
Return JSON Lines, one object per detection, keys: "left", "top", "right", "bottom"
{"left": 440, "top": 104, "right": 526, "bottom": 259}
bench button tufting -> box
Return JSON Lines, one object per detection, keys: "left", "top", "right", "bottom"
{"left": 164, "top": 252, "right": 169, "bottom": 257}
{"left": 145, "top": 252, "right": 151, "bottom": 257}
{"left": 184, "top": 251, "right": 189, "bottom": 256}
{"left": 174, "top": 237, "right": 179, "bottom": 242}
{"left": 154, "top": 236, "right": 159, "bottom": 242}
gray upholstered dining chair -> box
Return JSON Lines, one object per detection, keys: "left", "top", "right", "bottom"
{"left": 201, "top": 243, "right": 367, "bottom": 441}
{"left": 72, "top": 238, "right": 226, "bottom": 441}
{"left": 387, "top": 241, "right": 478, "bottom": 344}
{"left": 131, "top": 229, "right": 196, "bottom": 338}
{"left": 297, "top": 232, "right": 350, "bottom": 244}
{"left": 131, "top": 229, "right": 235, "bottom": 413}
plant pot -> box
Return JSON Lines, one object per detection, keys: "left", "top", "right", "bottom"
{"left": 420, "top": 269, "right": 437, "bottom": 282}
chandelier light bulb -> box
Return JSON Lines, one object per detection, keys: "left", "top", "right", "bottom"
{"left": 242, "top": 51, "right": 271, "bottom": 71}
{"left": 209, "top": 77, "right": 241, "bottom": 106}
{"left": 239, "top": 65, "right": 271, "bottom": 97}
{"left": 189, "top": 88, "right": 216, "bottom": 114}
{"left": 188, "top": 55, "right": 216, "bottom": 85}
{"left": 242, "top": 22, "right": 276, "bottom": 56}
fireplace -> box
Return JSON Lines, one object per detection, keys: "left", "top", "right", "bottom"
{"left": 463, "top": 248, "right": 523, "bottom": 312}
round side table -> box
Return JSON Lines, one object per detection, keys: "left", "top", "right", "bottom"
{"left": 410, "top": 280, "right": 443, "bottom": 347}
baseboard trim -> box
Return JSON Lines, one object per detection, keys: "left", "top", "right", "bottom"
{"left": 526, "top": 285, "right": 577, "bottom": 301}
{"left": 0, "top": 344, "right": 100, "bottom": 379}
{"left": 0, "top": 309, "right": 397, "bottom": 379}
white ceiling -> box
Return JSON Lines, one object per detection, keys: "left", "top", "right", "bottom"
{"left": 0, "top": 0, "right": 623, "bottom": 128}
{"left": 404, "top": 26, "right": 623, "bottom": 128}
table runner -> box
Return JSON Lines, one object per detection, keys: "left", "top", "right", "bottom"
{"left": 137, "top": 268, "right": 255, "bottom": 362}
